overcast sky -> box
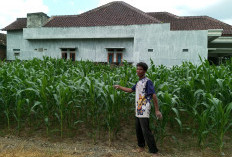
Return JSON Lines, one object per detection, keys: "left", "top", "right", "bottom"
{"left": 0, "top": 0, "right": 231, "bottom": 34}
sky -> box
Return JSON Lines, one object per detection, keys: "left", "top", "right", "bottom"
{"left": 0, "top": 0, "right": 232, "bottom": 34}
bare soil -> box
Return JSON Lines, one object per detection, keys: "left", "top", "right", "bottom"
{"left": 0, "top": 124, "right": 231, "bottom": 157}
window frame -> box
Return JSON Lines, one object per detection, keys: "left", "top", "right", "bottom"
{"left": 13, "top": 49, "right": 20, "bottom": 57}
{"left": 116, "top": 53, "right": 123, "bottom": 64}
{"left": 62, "top": 52, "right": 68, "bottom": 60}
{"left": 61, "top": 48, "right": 76, "bottom": 61}
{"left": 108, "top": 53, "right": 114, "bottom": 64}
{"left": 70, "top": 52, "right": 76, "bottom": 61}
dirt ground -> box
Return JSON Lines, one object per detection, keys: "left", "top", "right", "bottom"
{"left": 0, "top": 121, "right": 231, "bottom": 157}
{"left": 0, "top": 130, "right": 231, "bottom": 157}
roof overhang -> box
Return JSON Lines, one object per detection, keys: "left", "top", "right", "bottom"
{"left": 59, "top": 47, "right": 77, "bottom": 49}
{"left": 210, "top": 36, "right": 232, "bottom": 44}
{"left": 208, "top": 29, "right": 223, "bottom": 42}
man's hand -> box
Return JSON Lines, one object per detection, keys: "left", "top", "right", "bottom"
{"left": 113, "top": 85, "right": 120, "bottom": 89}
{"left": 113, "top": 85, "right": 133, "bottom": 93}
{"left": 155, "top": 110, "right": 162, "bottom": 120}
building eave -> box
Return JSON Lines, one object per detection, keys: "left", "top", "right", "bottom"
{"left": 208, "top": 29, "right": 223, "bottom": 36}
{"left": 211, "top": 36, "right": 232, "bottom": 43}
{"left": 208, "top": 29, "right": 223, "bottom": 42}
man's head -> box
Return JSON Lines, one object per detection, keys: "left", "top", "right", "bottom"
{"left": 136, "top": 62, "right": 148, "bottom": 78}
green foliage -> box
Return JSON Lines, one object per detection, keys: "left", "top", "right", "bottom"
{"left": 0, "top": 57, "right": 231, "bottom": 152}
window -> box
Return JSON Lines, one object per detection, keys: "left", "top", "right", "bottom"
{"left": 62, "top": 53, "right": 67, "bottom": 59}
{"left": 38, "top": 48, "right": 43, "bottom": 52}
{"left": 108, "top": 53, "right": 114, "bottom": 64}
{"left": 61, "top": 48, "right": 76, "bottom": 61}
{"left": 34, "top": 48, "right": 47, "bottom": 51}
{"left": 13, "top": 49, "right": 20, "bottom": 57}
{"left": 183, "top": 49, "right": 189, "bottom": 52}
{"left": 116, "top": 53, "right": 122, "bottom": 64}
{"left": 106, "top": 48, "right": 125, "bottom": 64}
{"left": 14, "top": 52, "right": 20, "bottom": 56}
{"left": 148, "top": 49, "right": 153, "bottom": 52}
{"left": 70, "top": 53, "right": 75, "bottom": 61}
{"left": 70, "top": 49, "right": 76, "bottom": 61}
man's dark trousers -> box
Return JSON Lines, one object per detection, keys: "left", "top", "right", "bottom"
{"left": 135, "top": 117, "right": 158, "bottom": 153}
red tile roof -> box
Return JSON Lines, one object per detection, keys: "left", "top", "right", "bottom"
{"left": 147, "top": 12, "right": 232, "bottom": 36}
{"left": 0, "top": 33, "right": 6, "bottom": 46}
{"left": 1, "top": 1, "right": 232, "bottom": 37}
{"left": 2, "top": 18, "right": 27, "bottom": 31}
{"left": 44, "top": 1, "right": 160, "bottom": 27}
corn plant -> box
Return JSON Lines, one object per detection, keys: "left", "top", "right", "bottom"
{"left": 0, "top": 57, "right": 231, "bottom": 153}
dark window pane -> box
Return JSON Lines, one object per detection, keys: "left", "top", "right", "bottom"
{"left": 117, "top": 53, "right": 122, "bottom": 64}
{"left": 62, "top": 53, "right": 67, "bottom": 59}
{"left": 118, "top": 55, "right": 121, "bottom": 63}
{"left": 183, "top": 49, "right": 188, "bottom": 52}
{"left": 70, "top": 53, "right": 75, "bottom": 61}
{"left": 148, "top": 49, "right": 153, "bottom": 52}
{"left": 109, "top": 54, "right": 113, "bottom": 63}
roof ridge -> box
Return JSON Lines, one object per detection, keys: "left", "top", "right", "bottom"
{"left": 181, "top": 15, "right": 207, "bottom": 18}
{"left": 204, "top": 16, "right": 232, "bottom": 27}
{"left": 78, "top": 1, "right": 161, "bottom": 23}
{"left": 117, "top": 1, "right": 161, "bottom": 23}
{"left": 78, "top": 1, "right": 116, "bottom": 17}
{"left": 180, "top": 15, "right": 232, "bottom": 27}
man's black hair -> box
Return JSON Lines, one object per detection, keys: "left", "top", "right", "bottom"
{"left": 136, "top": 62, "right": 148, "bottom": 71}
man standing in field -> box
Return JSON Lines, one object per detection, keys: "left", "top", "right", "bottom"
{"left": 113, "top": 62, "right": 162, "bottom": 157}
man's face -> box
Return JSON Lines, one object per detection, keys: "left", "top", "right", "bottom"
{"left": 136, "top": 66, "right": 146, "bottom": 77}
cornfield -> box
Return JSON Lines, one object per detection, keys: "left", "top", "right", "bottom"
{"left": 0, "top": 57, "right": 231, "bottom": 153}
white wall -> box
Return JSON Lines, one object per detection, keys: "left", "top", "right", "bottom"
{"left": 7, "top": 23, "right": 208, "bottom": 66}
{"left": 134, "top": 25, "right": 208, "bottom": 66}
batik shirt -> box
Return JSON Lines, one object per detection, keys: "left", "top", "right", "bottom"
{"left": 131, "top": 77, "right": 156, "bottom": 118}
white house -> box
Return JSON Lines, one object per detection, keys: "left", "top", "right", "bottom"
{"left": 2, "top": 1, "right": 232, "bottom": 66}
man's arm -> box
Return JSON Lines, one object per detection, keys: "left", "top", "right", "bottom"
{"left": 152, "top": 93, "right": 162, "bottom": 119}
{"left": 113, "top": 85, "right": 134, "bottom": 93}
